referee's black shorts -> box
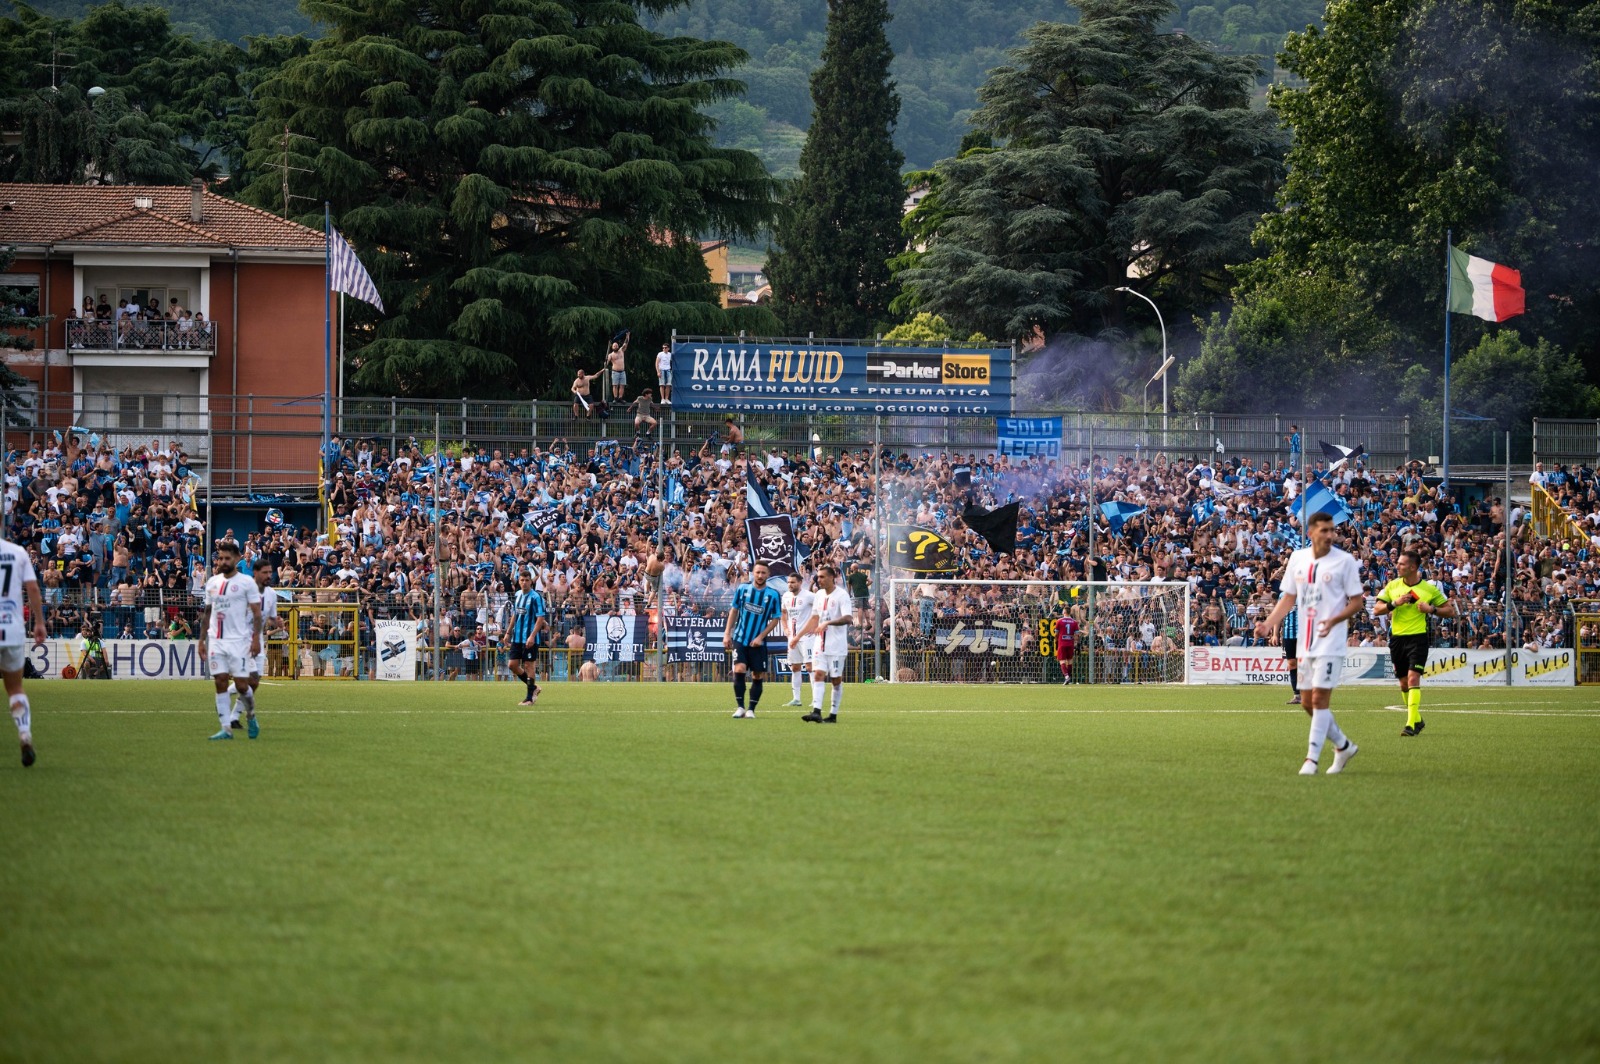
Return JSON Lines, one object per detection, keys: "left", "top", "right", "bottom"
{"left": 1390, "top": 633, "right": 1431, "bottom": 678}
{"left": 1282, "top": 637, "right": 1298, "bottom": 662}
{"left": 733, "top": 643, "right": 769, "bottom": 674}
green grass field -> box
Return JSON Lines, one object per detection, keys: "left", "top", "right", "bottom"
{"left": 2, "top": 679, "right": 1598, "bottom": 1063}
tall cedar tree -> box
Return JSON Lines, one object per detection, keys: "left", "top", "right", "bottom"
{"left": 240, "top": 0, "right": 778, "bottom": 398}
{"left": 896, "top": 0, "right": 1283, "bottom": 339}
{"left": 768, "top": 0, "right": 904, "bottom": 338}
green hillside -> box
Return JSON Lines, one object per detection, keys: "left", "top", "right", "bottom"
{"left": 8, "top": 0, "right": 1324, "bottom": 173}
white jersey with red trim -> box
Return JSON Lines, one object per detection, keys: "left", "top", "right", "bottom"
{"left": 782, "top": 588, "right": 815, "bottom": 643}
{"left": 1279, "top": 544, "right": 1363, "bottom": 658}
{"left": 205, "top": 572, "right": 262, "bottom": 651}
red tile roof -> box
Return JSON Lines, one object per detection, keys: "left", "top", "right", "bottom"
{"left": 0, "top": 183, "right": 324, "bottom": 251}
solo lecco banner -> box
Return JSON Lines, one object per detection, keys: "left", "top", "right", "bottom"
{"left": 888, "top": 526, "right": 961, "bottom": 573}
{"left": 671, "top": 340, "right": 1012, "bottom": 416}
{"left": 996, "top": 417, "right": 1062, "bottom": 458}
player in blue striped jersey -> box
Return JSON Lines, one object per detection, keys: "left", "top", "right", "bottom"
{"left": 1280, "top": 590, "right": 1301, "bottom": 707}
{"left": 723, "top": 561, "right": 784, "bottom": 718}
{"left": 505, "top": 571, "right": 548, "bottom": 705}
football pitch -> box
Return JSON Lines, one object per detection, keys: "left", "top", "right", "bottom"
{"left": 2, "top": 680, "right": 1597, "bottom": 1063}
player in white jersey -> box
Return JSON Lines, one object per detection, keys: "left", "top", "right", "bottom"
{"left": 227, "top": 562, "right": 279, "bottom": 738}
{"left": 780, "top": 571, "right": 815, "bottom": 707}
{"left": 198, "top": 540, "right": 262, "bottom": 741}
{"left": 1256, "top": 511, "right": 1365, "bottom": 775}
{"left": 802, "top": 564, "right": 854, "bottom": 724}
{"left": 0, "top": 539, "right": 47, "bottom": 766}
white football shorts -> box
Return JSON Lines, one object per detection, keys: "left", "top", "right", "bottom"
{"left": 815, "top": 651, "right": 846, "bottom": 679}
{"left": 1300, "top": 655, "right": 1344, "bottom": 691}
{"left": 787, "top": 635, "right": 814, "bottom": 668}
{"left": 0, "top": 644, "right": 26, "bottom": 673}
{"left": 207, "top": 643, "right": 250, "bottom": 678}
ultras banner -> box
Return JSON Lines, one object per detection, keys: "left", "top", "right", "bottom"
{"left": 671, "top": 340, "right": 1012, "bottom": 415}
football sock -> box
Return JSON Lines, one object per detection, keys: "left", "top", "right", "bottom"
{"left": 525, "top": 676, "right": 537, "bottom": 698}
{"left": 1406, "top": 687, "right": 1423, "bottom": 726}
{"left": 749, "top": 679, "right": 763, "bottom": 710}
{"left": 9, "top": 694, "right": 30, "bottom": 740}
{"left": 1059, "top": 661, "right": 1070, "bottom": 680}
{"left": 215, "top": 691, "right": 231, "bottom": 726}
{"left": 1288, "top": 667, "right": 1299, "bottom": 695}
{"left": 831, "top": 684, "right": 842, "bottom": 714}
{"left": 733, "top": 673, "right": 746, "bottom": 708}
{"left": 1325, "top": 714, "right": 1346, "bottom": 748}
{"left": 792, "top": 671, "right": 804, "bottom": 702}
{"left": 241, "top": 689, "right": 256, "bottom": 718}
{"left": 1307, "top": 709, "right": 1333, "bottom": 762}
{"left": 812, "top": 677, "right": 825, "bottom": 710}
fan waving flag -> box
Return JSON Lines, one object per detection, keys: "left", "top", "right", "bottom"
{"left": 1299, "top": 480, "right": 1351, "bottom": 525}
{"left": 1318, "top": 441, "right": 1366, "bottom": 472}
{"left": 1098, "top": 501, "right": 1147, "bottom": 535}
{"left": 330, "top": 226, "right": 385, "bottom": 312}
{"left": 1449, "top": 248, "right": 1523, "bottom": 322}
{"left": 745, "top": 467, "right": 777, "bottom": 519}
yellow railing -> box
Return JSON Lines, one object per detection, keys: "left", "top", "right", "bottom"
{"left": 1531, "top": 485, "right": 1588, "bottom": 545}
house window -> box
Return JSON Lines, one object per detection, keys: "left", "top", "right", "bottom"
{"left": 0, "top": 273, "right": 40, "bottom": 317}
{"left": 117, "top": 395, "right": 167, "bottom": 431}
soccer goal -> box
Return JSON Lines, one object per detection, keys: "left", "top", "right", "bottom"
{"left": 888, "top": 579, "right": 1191, "bottom": 684}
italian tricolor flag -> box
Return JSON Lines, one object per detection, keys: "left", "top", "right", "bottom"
{"left": 1449, "top": 247, "right": 1525, "bottom": 322}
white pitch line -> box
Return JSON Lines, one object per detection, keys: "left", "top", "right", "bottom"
{"left": 45, "top": 706, "right": 1600, "bottom": 718}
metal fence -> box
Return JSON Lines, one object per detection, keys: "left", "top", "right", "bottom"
{"left": 1534, "top": 419, "right": 1600, "bottom": 466}
{"left": 7, "top": 393, "right": 1418, "bottom": 498}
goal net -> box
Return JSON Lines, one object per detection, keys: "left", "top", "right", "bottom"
{"left": 888, "top": 579, "right": 1191, "bottom": 684}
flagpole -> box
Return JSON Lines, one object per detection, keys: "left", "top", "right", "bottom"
{"left": 323, "top": 202, "right": 332, "bottom": 458}
{"left": 1443, "top": 228, "right": 1453, "bottom": 489}
{"left": 337, "top": 292, "right": 345, "bottom": 436}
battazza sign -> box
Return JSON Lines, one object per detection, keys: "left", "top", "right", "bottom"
{"left": 671, "top": 339, "right": 1012, "bottom": 416}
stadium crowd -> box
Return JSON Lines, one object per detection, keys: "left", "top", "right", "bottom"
{"left": 5, "top": 424, "right": 1597, "bottom": 675}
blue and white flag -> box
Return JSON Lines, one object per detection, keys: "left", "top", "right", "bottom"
{"left": 1318, "top": 440, "right": 1366, "bottom": 472}
{"left": 264, "top": 507, "right": 285, "bottom": 528}
{"left": 1299, "top": 480, "right": 1351, "bottom": 525}
{"left": 746, "top": 467, "right": 777, "bottom": 519}
{"left": 329, "top": 225, "right": 385, "bottom": 312}
{"left": 665, "top": 472, "right": 685, "bottom": 506}
{"left": 1099, "top": 501, "right": 1147, "bottom": 535}
{"left": 996, "top": 417, "right": 1062, "bottom": 458}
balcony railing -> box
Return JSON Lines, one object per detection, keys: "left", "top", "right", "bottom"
{"left": 65, "top": 318, "right": 215, "bottom": 353}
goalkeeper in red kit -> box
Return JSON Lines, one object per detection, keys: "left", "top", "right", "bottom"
{"left": 1054, "top": 607, "right": 1081, "bottom": 685}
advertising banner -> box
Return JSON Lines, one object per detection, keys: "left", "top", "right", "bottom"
{"left": 996, "top": 417, "right": 1062, "bottom": 458}
{"left": 34, "top": 639, "right": 206, "bottom": 680}
{"left": 585, "top": 615, "right": 649, "bottom": 664}
{"left": 1185, "top": 646, "right": 1575, "bottom": 686}
{"left": 373, "top": 620, "right": 417, "bottom": 681}
{"left": 671, "top": 340, "right": 1012, "bottom": 415}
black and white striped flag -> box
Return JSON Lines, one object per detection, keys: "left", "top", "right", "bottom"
{"left": 329, "top": 226, "right": 385, "bottom": 312}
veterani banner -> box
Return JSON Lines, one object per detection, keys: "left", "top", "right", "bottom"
{"left": 665, "top": 614, "right": 791, "bottom": 671}
{"left": 671, "top": 339, "right": 1012, "bottom": 415}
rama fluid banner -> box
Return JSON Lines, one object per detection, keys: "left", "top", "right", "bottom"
{"left": 374, "top": 620, "right": 417, "bottom": 681}
{"left": 671, "top": 340, "right": 1012, "bottom": 415}
{"left": 1186, "top": 646, "right": 1574, "bottom": 686}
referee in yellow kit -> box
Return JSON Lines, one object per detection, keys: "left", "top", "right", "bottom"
{"left": 1373, "top": 548, "right": 1457, "bottom": 736}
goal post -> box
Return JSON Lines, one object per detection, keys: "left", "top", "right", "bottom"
{"left": 888, "top": 578, "right": 1192, "bottom": 685}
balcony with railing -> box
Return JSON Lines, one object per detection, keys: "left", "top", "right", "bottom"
{"left": 65, "top": 318, "right": 215, "bottom": 354}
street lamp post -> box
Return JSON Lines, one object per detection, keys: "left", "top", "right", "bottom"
{"left": 1116, "top": 286, "right": 1169, "bottom": 449}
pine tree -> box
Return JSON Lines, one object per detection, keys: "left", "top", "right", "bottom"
{"left": 896, "top": 0, "right": 1282, "bottom": 340}
{"left": 767, "top": 0, "right": 905, "bottom": 338}
{"left": 240, "top": 0, "right": 778, "bottom": 398}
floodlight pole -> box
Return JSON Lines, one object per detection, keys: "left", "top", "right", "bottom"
{"left": 1503, "top": 429, "right": 1512, "bottom": 686}
{"left": 1117, "top": 287, "right": 1168, "bottom": 450}
{"left": 432, "top": 407, "right": 442, "bottom": 683}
